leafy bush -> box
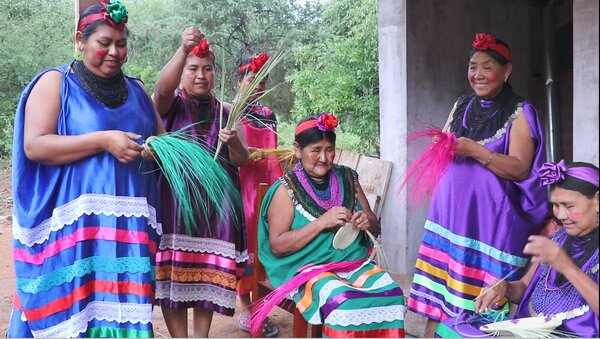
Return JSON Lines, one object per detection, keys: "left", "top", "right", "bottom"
{"left": 287, "top": 0, "right": 379, "bottom": 156}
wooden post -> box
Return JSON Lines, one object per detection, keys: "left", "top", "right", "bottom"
{"left": 75, "top": 0, "right": 103, "bottom": 30}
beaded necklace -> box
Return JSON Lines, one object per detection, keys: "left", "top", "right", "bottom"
{"left": 283, "top": 164, "right": 356, "bottom": 218}
{"left": 293, "top": 164, "right": 342, "bottom": 210}
{"left": 73, "top": 60, "right": 127, "bottom": 108}
{"left": 450, "top": 83, "right": 523, "bottom": 141}
{"left": 530, "top": 228, "right": 599, "bottom": 316}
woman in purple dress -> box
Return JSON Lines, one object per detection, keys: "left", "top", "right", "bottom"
{"left": 152, "top": 26, "right": 249, "bottom": 338}
{"left": 436, "top": 161, "right": 598, "bottom": 338}
{"left": 407, "top": 32, "right": 548, "bottom": 337}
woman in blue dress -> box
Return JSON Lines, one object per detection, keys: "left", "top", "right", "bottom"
{"left": 8, "top": 1, "right": 164, "bottom": 337}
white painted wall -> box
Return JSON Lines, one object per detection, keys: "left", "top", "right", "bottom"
{"left": 573, "top": 0, "right": 599, "bottom": 165}
{"left": 378, "top": 0, "right": 410, "bottom": 274}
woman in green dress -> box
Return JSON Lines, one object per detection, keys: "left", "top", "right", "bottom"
{"left": 256, "top": 113, "right": 406, "bottom": 338}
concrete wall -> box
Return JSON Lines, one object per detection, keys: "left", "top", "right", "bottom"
{"left": 379, "top": 0, "right": 542, "bottom": 275}
{"left": 573, "top": 0, "right": 599, "bottom": 165}
{"left": 378, "top": 0, "right": 409, "bottom": 274}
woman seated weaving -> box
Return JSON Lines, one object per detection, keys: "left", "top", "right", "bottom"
{"left": 254, "top": 113, "right": 406, "bottom": 338}
{"left": 435, "top": 161, "right": 599, "bottom": 338}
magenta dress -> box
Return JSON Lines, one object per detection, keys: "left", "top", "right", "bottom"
{"left": 408, "top": 86, "right": 548, "bottom": 322}
{"left": 236, "top": 103, "right": 283, "bottom": 295}
{"left": 154, "top": 90, "right": 248, "bottom": 316}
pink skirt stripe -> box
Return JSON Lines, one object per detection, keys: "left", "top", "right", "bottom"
{"left": 13, "top": 227, "right": 155, "bottom": 265}
{"left": 419, "top": 244, "right": 498, "bottom": 285}
{"left": 407, "top": 297, "right": 447, "bottom": 321}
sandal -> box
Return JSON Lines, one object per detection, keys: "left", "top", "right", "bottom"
{"left": 238, "top": 315, "right": 279, "bottom": 337}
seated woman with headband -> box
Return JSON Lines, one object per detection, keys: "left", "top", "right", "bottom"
{"left": 436, "top": 161, "right": 599, "bottom": 338}
{"left": 254, "top": 113, "right": 406, "bottom": 338}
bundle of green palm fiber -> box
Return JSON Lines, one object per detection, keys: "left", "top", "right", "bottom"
{"left": 147, "top": 130, "right": 241, "bottom": 235}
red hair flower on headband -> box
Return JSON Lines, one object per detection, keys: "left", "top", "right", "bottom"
{"left": 317, "top": 112, "right": 339, "bottom": 132}
{"left": 251, "top": 53, "right": 270, "bottom": 73}
{"left": 189, "top": 38, "right": 215, "bottom": 59}
{"left": 472, "top": 32, "right": 511, "bottom": 62}
{"left": 473, "top": 33, "right": 496, "bottom": 50}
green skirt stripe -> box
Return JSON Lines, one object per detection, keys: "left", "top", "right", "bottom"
{"left": 412, "top": 273, "right": 475, "bottom": 311}
{"left": 295, "top": 264, "right": 400, "bottom": 321}
{"left": 86, "top": 326, "right": 154, "bottom": 338}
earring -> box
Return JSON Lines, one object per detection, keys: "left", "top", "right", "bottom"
{"left": 74, "top": 49, "right": 83, "bottom": 61}
{"left": 294, "top": 161, "right": 303, "bottom": 171}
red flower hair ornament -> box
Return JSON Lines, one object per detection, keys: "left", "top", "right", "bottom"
{"left": 188, "top": 38, "right": 215, "bottom": 59}
{"left": 472, "top": 33, "right": 511, "bottom": 62}
{"left": 317, "top": 112, "right": 339, "bottom": 132}
{"left": 238, "top": 53, "right": 270, "bottom": 74}
{"left": 294, "top": 112, "right": 339, "bottom": 137}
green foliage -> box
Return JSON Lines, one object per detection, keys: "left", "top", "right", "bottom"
{"left": 287, "top": 0, "right": 379, "bottom": 155}
{"left": 123, "top": 0, "right": 321, "bottom": 118}
{"left": 0, "top": 0, "right": 74, "bottom": 159}
{"left": 0, "top": 0, "right": 380, "bottom": 159}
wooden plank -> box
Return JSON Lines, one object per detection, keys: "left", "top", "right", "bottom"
{"left": 335, "top": 149, "right": 361, "bottom": 170}
{"left": 334, "top": 149, "right": 393, "bottom": 219}
{"left": 355, "top": 156, "right": 392, "bottom": 197}
{"left": 334, "top": 148, "right": 342, "bottom": 164}
{"left": 355, "top": 156, "right": 393, "bottom": 219}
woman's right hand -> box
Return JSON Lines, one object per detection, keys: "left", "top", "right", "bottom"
{"left": 319, "top": 206, "right": 352, "bottom": 229}
{"left": 103, "top": 130, "right": 144, "bottom": 163}
{"left": 475, "top": 280, "right": 508, "bottom": 313}
{"left": 181, "top": 26, "right": 205, "bottom": 55}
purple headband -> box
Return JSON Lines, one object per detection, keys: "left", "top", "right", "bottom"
{"left": 538, "top": 160, "right": 599, "bottom": 186}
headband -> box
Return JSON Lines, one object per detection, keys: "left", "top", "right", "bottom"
{"left": 188, "top": 38, "right": 215, "bottom": 59}
{"left": 77, "top": 1, "right": 128, "bottom": 32}
{"left": 238, "top": 53, "right": 270, "bottom": 75}
{"left": 472, "top": 33, "right": 511, "bottom": 62}
{"left": 294, "top": 112, "right": 339, "bottom": 137}
{"left": 538, "top": 160, "right": 599, "bottom": 187}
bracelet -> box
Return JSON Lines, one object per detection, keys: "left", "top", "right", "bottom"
{"left": 484, "top": 151, "right": 495, "bottom": 167}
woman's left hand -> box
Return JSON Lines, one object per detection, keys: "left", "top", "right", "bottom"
{"left": 141, "top": 136, "right": 158, "bottom": 161}
{"left": 219, "top": 129, "right": 239, "bottom": 145}
{"left": 350, "top": 211, "right": 370, "bottom": 231}
{"left": 523, "top": 235, "right": 572, "bottom": 274}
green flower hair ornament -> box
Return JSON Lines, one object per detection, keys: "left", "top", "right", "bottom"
{"left": 106, "top": 0, "right": 128, "bottom": 24}
{"left": 77, "top": 0, "right": 128, "bottom": 32}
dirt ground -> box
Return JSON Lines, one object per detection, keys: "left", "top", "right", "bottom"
{"left": 0, "top": 163, "right": 293, "bottom": 338}
{"left": 0, "top": 162, "right": 425, "bottom": 338}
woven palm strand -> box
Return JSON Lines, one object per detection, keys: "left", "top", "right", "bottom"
{"left": 396, "top": 126, "right": 456, "bottom": 206}
{"left": 214, "top": 48, "right": 288, "bottom": 159}
{"left": 147, "top": 128, "right": 241, "bottom": 235}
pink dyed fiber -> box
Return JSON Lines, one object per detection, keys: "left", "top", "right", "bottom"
{"left": 397, "top": 127, "right": 456, "bottom": 206}
{"left": 249, "top": 259, "right": 365, "bottom": 334}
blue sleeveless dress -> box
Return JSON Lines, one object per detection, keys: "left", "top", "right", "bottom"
{"left": 8, "top": 62, "right": 161, "bottom": 338}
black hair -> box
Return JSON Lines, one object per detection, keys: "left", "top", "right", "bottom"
{"left": 78, "top": 3, "right": 129, "bottom": 42}
{"left": 469, "top": 38, "right": 511, "bottom": 65}
{"left": 237, "top": 56, "right": 254, "bottom": 79}
{"left": 551, "top": 162, "right": 599, "bottom": 199}
{"left": 295, "top": 116, "right": 336, "bottom": 149}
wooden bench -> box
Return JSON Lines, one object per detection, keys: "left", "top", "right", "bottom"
{"left": 334, "top": 148, "right": 393, "bottom": 220}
